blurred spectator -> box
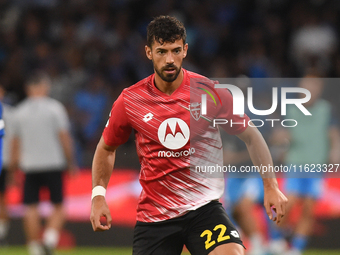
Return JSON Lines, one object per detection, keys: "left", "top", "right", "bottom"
{"left": 271, "top": 73, "right": 340, "bottom": 255}
{"left": 0, "top": 85, "right": 6, "bottom": 245}
{"left": 72, "top": 74, "right": 110, "bottom": 167}
{"left": 0, "top": 0, "right": 339, "bottom": 167}
{"left": 290, "top": 4, "right": 337, "bottom": 75}
{"left": 9, "top": 71, "right": 77, "bottom": 255}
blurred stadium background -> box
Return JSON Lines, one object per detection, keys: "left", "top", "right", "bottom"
{"left": 1, "top": 0, "right": 340, "bottom": 254}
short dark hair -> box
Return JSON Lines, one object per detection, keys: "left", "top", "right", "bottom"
{"left": 26, "top": 70, "right": 51, "bottom": 86}
{"left": 147, "top": 15, "right": 186, "bottom": 48}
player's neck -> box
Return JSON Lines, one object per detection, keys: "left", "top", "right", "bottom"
{"left": 304, "top": 98, "right": 319, "bottom": 108}
{"left": 154, "top": 69, "right": 184, "bottom": 96}
{"left": 28, "top": 92, "right": 47, "bottom": 98}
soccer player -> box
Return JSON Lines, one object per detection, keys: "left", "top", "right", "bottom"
{"left": 10, "top": 71, "right": 77, "bottom": 255}
{"left": 90, "top": 16, "right": 287, "bottom": 255}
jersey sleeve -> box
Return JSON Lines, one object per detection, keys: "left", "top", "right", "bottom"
{"left": 102, "top": 93, "right": 132, "bottom": 146}
{"left": 216, "top": 88, "right": 250, "bottom": 135}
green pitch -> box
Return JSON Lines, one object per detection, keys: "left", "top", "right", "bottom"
{"left": 0, "top": 246, "right": 339, "bottom": 255}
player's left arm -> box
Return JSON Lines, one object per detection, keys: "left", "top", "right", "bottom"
{"left": 237, "top": 124, "right": 288, "bottom": 224}
{"left": 90, "top": 136, "right": 118, "bottom": 232}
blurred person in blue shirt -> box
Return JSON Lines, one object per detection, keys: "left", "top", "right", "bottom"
{"left": 73, "top": 74, "right": 109, "bottom": 167}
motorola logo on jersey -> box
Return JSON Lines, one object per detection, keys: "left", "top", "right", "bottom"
{"left": 158, "top": 118, "right": 190, "bottom": 150}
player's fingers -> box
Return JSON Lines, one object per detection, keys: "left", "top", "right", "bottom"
{"left": 96, "top": 226, "right": 110, "bottom": 231}
{"left": 91, "top": 216, "right": 109, "bottom": 232}
{"left": 95, "top": 221, "right": 110, "bottom": 231}
{"left": 281, "top": 197, "right": 288, "bottom": 216}
{"left": 90, "top": 217, "right": 98, "bottom": 231}
{"left": 99, "top": 225, "right": 110, "bottom": 231}
{"left": 273, "top": 216, "right": 277, "bottom": 224}
{"left": 264, "top": 203, "right": 273, "bottom": 220}
{"left": 91, "top": 217, "right": 99, "bottom": 231}
{"left": 104, "top": 212, "right": 112, "bottom": 228}
{"left": 275, "top": 206, "right": 283, "bottom": 224}
{"left": 280, "top": 202, "right": 286, "bottom": 218}
{"left": 276, "top": 196, "right": 288, "bottom": 224}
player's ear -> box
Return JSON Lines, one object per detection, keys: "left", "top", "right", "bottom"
{"left": 145, "top": 45, "right": 152, "bottom": 60}
{"left": 183, "top": 43, "right": 188, "bottom": 58}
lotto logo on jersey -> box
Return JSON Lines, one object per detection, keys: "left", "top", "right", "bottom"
{"left": 157, "top": 118, "right": 190, "bottom": 150}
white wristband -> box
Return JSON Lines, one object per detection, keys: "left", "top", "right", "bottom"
{"left": 91, "top": 186, "right": 106, "bottom": 200}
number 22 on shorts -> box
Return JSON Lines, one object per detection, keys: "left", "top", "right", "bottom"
{"left": 200, "top": 224, "right": 231, "bottom": 250}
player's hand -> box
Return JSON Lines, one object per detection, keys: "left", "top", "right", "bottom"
{"left": 263, "top": 182, "right": 288, "bottom": 225}
{"left": 90, "top": 196, "right": 112, "bottom": 231}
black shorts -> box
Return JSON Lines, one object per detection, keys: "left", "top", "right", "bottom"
{"left": 0, "top": 168, "right": 6, "bottom": 193}
{"left": 23, "top": 170, "right": 64, "bottom": 205}
{"left": 132, "top": 201, "right": 245, "bottom": 255}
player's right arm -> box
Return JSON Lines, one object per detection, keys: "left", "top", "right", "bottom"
{"left": 90, "top": 136, "right": 118, "bottom": 232}
{"left": 90, "top": 92, "right": 132, "bottom": 231}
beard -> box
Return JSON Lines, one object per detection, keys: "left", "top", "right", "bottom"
{"left": 154, "top": 63, "right": 182, "bottom": 83}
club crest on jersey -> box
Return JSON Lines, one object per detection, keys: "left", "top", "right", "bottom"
{"left": 190, "top": 102, "right": 201, "bottom": 121}
{"left": 157, "top": 118, "right": 190, "bottom": 150}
